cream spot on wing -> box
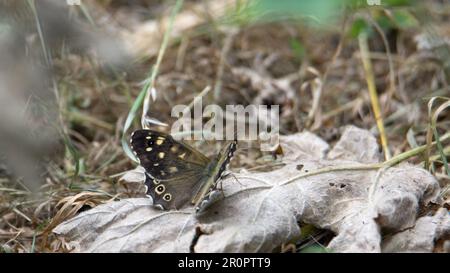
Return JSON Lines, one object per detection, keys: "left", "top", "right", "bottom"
{"left": 168, "top": 166, "right": 178, "bottom": 173}
{"left": 170, "top": 146, "right": 178, "bottom": 153}
{"left": 153, "top": 163, "right": 159, "bottom": 166}
{"left": 146, "top": 147, "right": 152, "bottom": 152}
{"left": 178, "top": 152, "right": 186, "bottom": 159}
{"left": 146, "top": 136, "right": 152, "bottom": 140}
{"left": 160, "top": 170, "right": 166, "bottom": 176}
{"left": 156, "top": 139, "right": 164, "bottom": 145}
{"left": 158, "top": 152, "right": 165, "bottom": 159}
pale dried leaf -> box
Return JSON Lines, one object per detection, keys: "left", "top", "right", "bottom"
{"left": 54, "top": 126, "right": 441, "bottom": 253}
{"left": 382, "top": 208, "right": 450, "bottom": 253}
{"left": 327, "top": 125, "right": 381, "bottom": 163}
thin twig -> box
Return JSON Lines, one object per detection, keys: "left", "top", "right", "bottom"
{"left": 214, "top": 28, "right": 238, "bottom": 101}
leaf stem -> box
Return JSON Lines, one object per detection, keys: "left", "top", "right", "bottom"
{"left": 281, "top": 132, "right": 450, "bottom": 186}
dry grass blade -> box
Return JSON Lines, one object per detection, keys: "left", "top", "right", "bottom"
{"left": 213, "top": 28, "right": 238, "bottom": 101}
{"left": 367, "top": 14, "right": 397, "bottom": 105}
{"left": 359, "top": 33, "right": 391, "bottom": 160}
{"left": 426, "top": 97, "right": 450, "bottom": 172}
{"left": 39, "top": 191, "right": 114, "bottom": 249}
{"left": 425, "top": 97, "right": 450, "bottom": 196}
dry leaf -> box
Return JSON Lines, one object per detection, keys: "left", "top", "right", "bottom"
{"left": 53, "top": 126, "right": 442, "bottom": 253}
{"left": 382, "top": 208, "right": 450, "bottom": 253}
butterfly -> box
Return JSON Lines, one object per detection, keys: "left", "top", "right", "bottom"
{"left": 130, "top": 129, "right": 237, "bottom": 211}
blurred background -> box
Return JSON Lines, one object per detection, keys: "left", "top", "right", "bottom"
{"left": 0, "top": 0, "right": 449, "bottom": 252}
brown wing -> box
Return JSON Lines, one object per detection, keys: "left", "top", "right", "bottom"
{"left": 143, "top": 172, "right": 207, "bottom": 210}
{"left": 131, "top": 129, "right": 213, "bottom": 209}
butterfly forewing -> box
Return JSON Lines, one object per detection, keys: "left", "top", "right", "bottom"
{"left": 131, "top": 129, "right": 210, "bottom": 180}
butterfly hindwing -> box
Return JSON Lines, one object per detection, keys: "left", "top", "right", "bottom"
{"left": 144, "top": 172, "right": 206, "bottom": 210}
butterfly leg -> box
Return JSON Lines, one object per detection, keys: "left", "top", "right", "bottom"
{"left": 221, "top": 172, "right": 242, "bottom": 187}
{"left": 216, "top": 179, "right": 226, "bottom": 199}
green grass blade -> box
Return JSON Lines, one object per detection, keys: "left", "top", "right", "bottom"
{"left": 121, "top": 0, "right": 185, "bottom": 162}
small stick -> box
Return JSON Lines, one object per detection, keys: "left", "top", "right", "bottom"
{"left": 359, "top": 33, "right": 392, "bottom": 160}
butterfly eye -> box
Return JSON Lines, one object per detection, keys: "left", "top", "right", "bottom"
{"left": 155, "top": 185, "right": 165, "bottom": 194}
{"left": 163, "top": 193, "right": 172, "bottom": 201}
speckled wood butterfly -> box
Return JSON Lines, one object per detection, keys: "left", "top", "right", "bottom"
{"left": 130, "top": 129, "right": 237, "bottom": 211}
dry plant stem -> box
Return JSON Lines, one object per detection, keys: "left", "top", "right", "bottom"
{"left": 426, "top": 145, "right": 450, "bottom": 164}
{"left": 176, "top": 35, "right": 190, "bottom": 71}
{"left": 214, "top": 29, "right": 237, "bottom": 101}
{"left": 426, "top": 98, "right": 450, "bottom": 174}
{"left": 425, "top": 97, "right": 450, "bottom": 170}
{"left": 293, "top": 61, "right": 309, "bottom": 131}
{"left": 28, "top": 0, "right": 51, "bottom": 66}
{"left": 306, "top": 16, "right": 347, "bottom": 129}
{"left": 368, "top": 15, "right": 396, "bottom": 105}
{"left": 65, "top": 110, "right": 114, "bottom": 131}
{"left": 359, "top": 33, "right": 392, "bottom": 160}
{"left": 281, "top": 132, "right": 450, "bottom": 187}
{"left": 321, "top": 98, "right": 363, "bottom": 122}
{"left": 185, "top": 86, "right": 211, "bottom": 115}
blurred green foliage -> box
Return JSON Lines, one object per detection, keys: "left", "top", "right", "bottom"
{"left": 289, "top": 38, "right": 306, "bottom": 61}
{"left": 349, "top": 9, "right": 418, "bottom": 38}
{"left": 233, "top": 0, "right": 419, "bottom": 43}
{"left": 251, "top": 0, "right": 417, "bottom": 23}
